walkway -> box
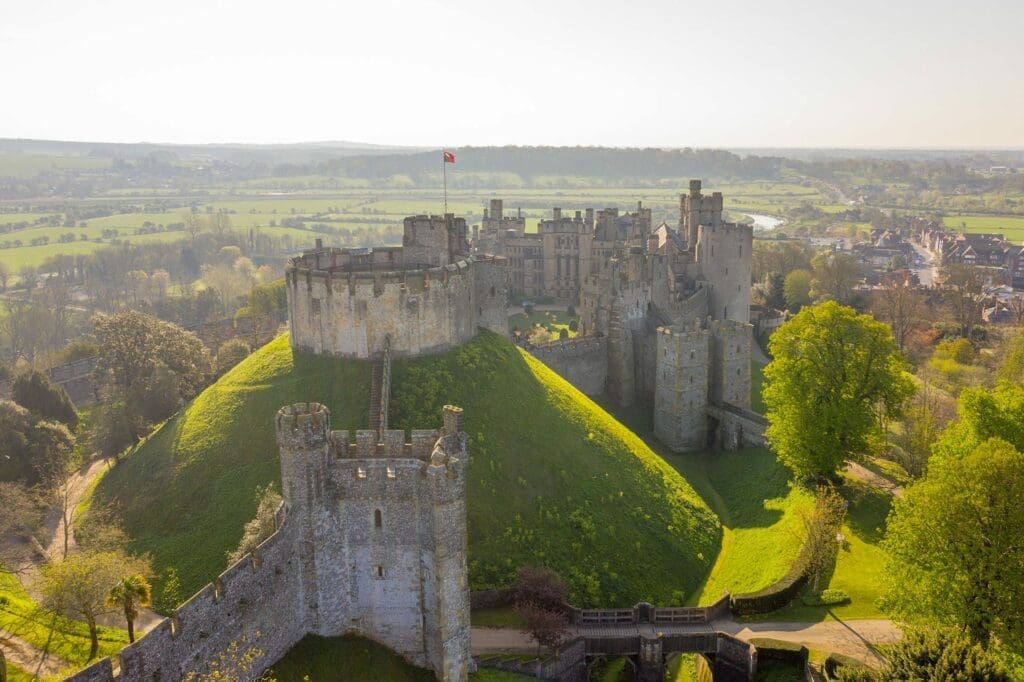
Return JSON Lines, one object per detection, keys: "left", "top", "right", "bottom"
{"left": 471, "top": 616, "right": 899, "bottom": 666}
{"left": 845, "top": 462, "right": 904, "bottom": 498}
{"left": 0, "top": 627, "right": 71, "bottom": 678}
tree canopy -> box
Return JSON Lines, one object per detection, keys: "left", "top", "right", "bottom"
{"left": 764, "top": 301, "right": 914, "bottom": 479}
{"left": 883, "top": 438, "right": 1024, "bottom": 649}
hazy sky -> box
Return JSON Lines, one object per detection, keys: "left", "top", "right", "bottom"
{"left": 2, "top": 0, "right": 1022, "bottom": 148}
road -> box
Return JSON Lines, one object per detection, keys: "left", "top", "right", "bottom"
{"left": 909, "top": 241, "right": 938, "bottom": 287}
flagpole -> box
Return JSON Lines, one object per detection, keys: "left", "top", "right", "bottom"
{"left": 442, "top": 149, "right": 448, "bottom": 215}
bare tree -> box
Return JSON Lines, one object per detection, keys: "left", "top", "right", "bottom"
{"left": 1009, "top": 295, "right": 1024, "bottom": 326}
{"left": 871, "top": 277, "right": 925, "bottom": 350}
{"left": 941, "top": 265, "right": 986, "bottom": 338}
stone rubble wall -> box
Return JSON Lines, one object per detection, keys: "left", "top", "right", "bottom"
{"left": 526, "top": 336, "right": 608, "bottom": 396}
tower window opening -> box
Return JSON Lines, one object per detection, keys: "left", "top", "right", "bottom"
{"left": 386, "top": 466, "right": 396, "bottom": 479}
{"left": 377, "top": 566, "right": 384, "bottom": 579}
{"left": 374, "top": 509, "right": 382, "bottom": 528}
{"left": 355, "top": 467, "right": 366, "bottom": 479}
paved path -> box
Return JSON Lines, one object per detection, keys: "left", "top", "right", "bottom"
{"left": 845, "top": 462, "right": 904, "bottom": 498}
{"left": 0, "top": 627, "right": 72, "bottom": 678}
{"left": 472, "top": 617, "right": 899, "bottom": 666}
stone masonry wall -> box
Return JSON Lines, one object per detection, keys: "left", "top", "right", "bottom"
{"left": 709, "top": 320, "right": 753, "bottom": 408}
{"left": 528, "top": 336, "right": 609, "bottom": 396}
{"left": 654, "top": 324, "right": 710, "bottom": 453}
{"left": 70, "top": 404, "right": 472, "bottom": 682}
{"left": 287, "top": 262, "right": 478, "bottom": 359}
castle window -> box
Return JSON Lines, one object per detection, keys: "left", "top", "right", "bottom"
{"left": 311, "top": 298, "right": 321, "bottom": 315}
{"left": 490, "top": 286, "right": 495, "bottom": 296}
{"left": 386, "top": 466, "right": 396, "bottom": 479}
{"left": 711, "top": 245, "right": 714, "bottom": 257}
{"left": 355, "top": 467, "right": 366, "bottom": 479}
{"left": 377, "top": 565, "right": 385, "bottom": 579}
{"left": 737, "top": 368, "right": 741, "bottom": 376}
{"left": 374, "top": 509, "right": 382, "bottom": 528}
{"left": 690, "top": 351, "right": 694, "bottom": 359}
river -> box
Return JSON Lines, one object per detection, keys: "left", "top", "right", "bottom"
{"left": 745, "top": 213, "right": 785, "bottom": 231}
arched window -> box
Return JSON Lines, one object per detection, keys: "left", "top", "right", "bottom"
{"left": 374, "top": 509, "right": 382, "bottom": 528}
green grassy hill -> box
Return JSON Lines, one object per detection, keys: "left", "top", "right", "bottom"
{"left": 91, "top": 331, "right": 719, "bottom": 607}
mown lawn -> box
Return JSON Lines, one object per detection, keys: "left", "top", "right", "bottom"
{"left": 89, "top": 332, "right": 719, "bottom": 608}
{"left": 0, "top": 570, "right": 129, "bottom": 668}
{"left": 770, "top": 477, "right": 892, "bottom": 621}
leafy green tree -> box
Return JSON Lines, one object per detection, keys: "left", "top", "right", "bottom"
{"left": 762, "top": 271, "right": 786, "bottom": 310}
{"left": 107, "top": 574, "right": 152, "bottom": 643}
{"left": 782, "top": 269, "right": 812, "bottom": 312}
{"left": 933, "top": 382, "right": 1024, "bottom": 460}
{"left": 883, "top": 439, "right": 1024, "bottom": 648}
{"left": 838, "top": 627, "right": 1011, "bottom": 681}
{"left": 797, "top": 486, "right": 847, "bottom": 592}
{"left": 154, "top": 567, "right": 183, "bottom": 614}
{"left": 38, "top": 551, "right": 150, "bottom": 659}
{"left": 12, "top": 369, "right": 78, "bottom": 428}
{"left": 764, "top": 301, "right": 914, "bottom": 480}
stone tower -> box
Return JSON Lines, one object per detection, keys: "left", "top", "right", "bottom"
{"left": 276, "top": 403, "right": 472, "bottom": 681}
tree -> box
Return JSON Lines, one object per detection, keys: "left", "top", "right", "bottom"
{"left": 17, "top": 265, "right": 38, "bottom": 293}
{"left": 941, "top": 264, "right": 986, "bottom": 339}
{"left": 796, "top": 486, "right": 846, "bottom": 592}
{"left": 216, "top": 338, "right": 251, "bottom": 376}
{"left": 0, "top": 260, "right": 10, "bottom": 291}
{"left": 838, "top": 627, "right": 1010, "bottom": 681}
{"left": 764, "top": 301, "right": 915, "bottom": 480}
{"left": 154, "top": 567, "right": 183, "bottom": 614}
{"left": 513, "top": 565, "right": 569, "bottom": 611}
{"left": 12, "top": 370, "right": 78, "bottom": 428}
{"left": 227, "top": 484, "right": 282, "bottom": 564}
{"left": 514, "top": 602, "right": 569, "bottom": 654}
{"left": 1008, "top": 295, "right": 1024, "bottom": 326}
{"left": 883, "top": 438, "right": 1024, "bottom": 648}
{"left": 0, "top": 482, "right": 42, "bottom": 574}
{"left": 870, "top": 278, "right": 924, "bottom": 350}
{"left": 38, "top": 551, "right": 150, "bottom": 659}
{"left": 107, "top": 574, "right": 152, "bottom": 643}
{"left": 933, "top": 381, "right": 1024, "bottom": 461}
{"left": 761, "top": 271, "right": 786, "bottom": 310}
{"left": 998, "top": 332, "right": 1024, "bottom": 385}
{"left": 783, "top": 269, "right": 812, "bottom": 312}
{"left": 810, "top": 252, "right": 862, "bottom": 306}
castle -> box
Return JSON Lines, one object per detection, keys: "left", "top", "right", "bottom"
{"left": 70, "top": 180, "right": 756, "bottom": 682}
{"left": 485, "top": 181, "right": 761, "bottom": 451}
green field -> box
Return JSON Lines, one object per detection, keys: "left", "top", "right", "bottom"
{"left": 88, "top": 332, "right": 719, "bottom": 607}
{"left": 941, "top": 214, "right": 1024, "bottom": 242}
{"left": 0, "top": 570, "right": 129, "bottom": 669}
{"left": 0, "top": 153, "right": 112, "bottom": 178}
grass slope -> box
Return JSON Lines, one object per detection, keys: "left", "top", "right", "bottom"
{"left": 91, "top": 331, "right": 718, "bottom": 606}
{"left": 269, "top": 634, "right": 531, "bottom": 681}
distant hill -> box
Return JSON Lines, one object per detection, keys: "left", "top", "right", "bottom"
{"left": 89, "top": 332, "right": 719, "bottom": 607}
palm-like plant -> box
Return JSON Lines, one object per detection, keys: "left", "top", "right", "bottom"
{"left": 107, "top": 574, "right": 152, "bottom": 643}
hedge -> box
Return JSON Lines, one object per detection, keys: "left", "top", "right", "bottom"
{"left": 749, "top": 638, "right": 809, "bottom": 667}
{"left": 824, "top": 652, "right": 870, "bottom": 678}
{"left": 729, "top": 552, "right": 810, "bottom": 615}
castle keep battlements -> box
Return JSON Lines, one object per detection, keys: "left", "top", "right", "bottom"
{"left": 286, "top": 216, "right": 509, "bottom": 359}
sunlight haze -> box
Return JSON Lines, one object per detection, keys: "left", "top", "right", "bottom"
{"left": 1, "top": 0, "right": 1023, "bottom": 147}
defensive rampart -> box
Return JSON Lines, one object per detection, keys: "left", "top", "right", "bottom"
{"left": 525, "top": 336, "right": 608, "bottom": 396}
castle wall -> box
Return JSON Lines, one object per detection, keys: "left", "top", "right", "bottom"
{"left": 696, "top": 222, "right": 753, "bottom": 324}
{"left": 654, "top": 325, "right": 711, "bottom": 453}
{"left": 709, "top": 320, "right": 753, "bottom": 408}
{"left": 287, "top": 262, "right": 479, "bottom": 359}
{"left": 528, "top": 336, "right": 609, "bottom": 396}
{"left": 68, "top": 518, "right": 305, "bottom": 682}
{"left": 473, "top": 256, "right": 511, "bottom": 337}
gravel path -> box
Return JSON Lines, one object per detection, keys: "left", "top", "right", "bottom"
{"left": 845, "top": 462, "right": 904, "bottom": 498}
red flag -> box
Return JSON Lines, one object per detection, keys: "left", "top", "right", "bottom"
{"left": 443, "top": 150, "right": 455, "bottom": 164}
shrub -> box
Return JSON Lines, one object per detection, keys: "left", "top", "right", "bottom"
{"left": 512, "top": 565, "right": 568, "bottom": 611}
{"left": 12, "top": 370, "right": 78, "bottom": 428}
{"left": 800, "top": 589, "right": 851, "bottom": 607}
{"left": 217, "top": 339, "right": 251, "bottom": 376}
{"left": 825, "top": 653, "right": 871, "bottom": 679}
{"left": 749, "top": 638, "right": 808, "bottom": 666}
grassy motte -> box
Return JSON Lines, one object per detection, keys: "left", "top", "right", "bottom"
{"left": 90, "top": 331, "right": 718, "bottom": 606}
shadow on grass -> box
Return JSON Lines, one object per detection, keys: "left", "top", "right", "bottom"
{"left": 841, "top": 479, "right": 892, "bottom": 545}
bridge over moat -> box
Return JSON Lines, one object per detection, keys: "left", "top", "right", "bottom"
{"left": 479, "top": 599, "right": 758, "bottom": 681}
